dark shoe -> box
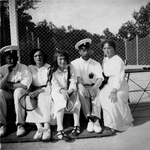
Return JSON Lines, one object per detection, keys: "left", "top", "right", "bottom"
{"left": 104, "top": 126, "right": 116, "bottom": 134}
{"left": 0, "top": 125, "right": 7, "bottom": 137}
{"left": 71, "top": 126, "right": 80, "bottom": 136}
{"left": 56, "top": 130, "right": 71, "bottom": 141}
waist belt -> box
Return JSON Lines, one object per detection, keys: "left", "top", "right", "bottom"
{"left": 34, "top": 85, "right": 47, "bottom": 90}
{"left": 35, "top": 85, "right": 47, "bottom": 88}
{"left": 83, "top": 84, "right": 94, "bottom": 86}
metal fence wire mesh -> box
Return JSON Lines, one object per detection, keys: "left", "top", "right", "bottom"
{"left": 126, "top": 34, "right": 150, "bottom": 65}
{"left": 1, "top": 18, "right": 150, "bottom": 66}
{"left": 0, "top": 2, "right": 150, "bottom": 105}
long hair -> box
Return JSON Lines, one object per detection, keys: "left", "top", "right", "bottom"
{"left": 52, "top": 49, "right": 69, "bottom": 72}
{"left": 47, "top": 49, "right": 70, "bottom": 85}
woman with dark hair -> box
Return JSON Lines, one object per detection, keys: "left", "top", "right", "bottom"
{"left": 50, "top": 49, "right": 81, "bottom": 141}
{"left": 99, "top": 39, "right": 134, "bottom": 132}
{"left": 26, "top": 48, "right": 53, "bottom": 141}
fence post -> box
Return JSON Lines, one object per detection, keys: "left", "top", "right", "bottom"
{"left": 31, "top": 32, "right": 34, "bottom": 49}
{"left": 37, "top": 38, "right": 40, "bottom": 49}
{"left": 124, "top": 39, "right": 127, "bottom": 62}
{"left": 8, "top": 0, "right": 20, "bottom": 61}
{"left": 136, "top": 34, "right": 139, "bottom": 65}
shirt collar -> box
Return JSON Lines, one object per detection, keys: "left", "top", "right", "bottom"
{"left": 79, "top": 57, "right": 91, "bottom": 63}
{"left": 34, "top": 63, "right": 47, "bottom": 69}
{"left": 57, "top": 67, "right": 68, "bottom": 73}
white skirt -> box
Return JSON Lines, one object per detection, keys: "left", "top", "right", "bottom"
{"left": 99, "top": 76, "right": 134, "bottom": 131}
{"left": 51, "top": 90, "right": 81, "bottom": 117}
{"left": 26, "top": 92, "right": 56, "bottom": 125}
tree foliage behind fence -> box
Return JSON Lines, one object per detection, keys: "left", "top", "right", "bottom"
{"left": 0, "top": 14, "right": 150, "bottom": 66}
{"left": 1, "top": 26, "right": 150, "bottom": 66}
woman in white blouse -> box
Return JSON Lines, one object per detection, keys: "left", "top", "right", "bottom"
{"left": 99, "top": 39, "right": 134, "bottom": 132}
{"left": 26, "top": 49, "right": 54, "bottom": 141}
{"left": 51, "top": 49, "right": 81, "bottom": 141}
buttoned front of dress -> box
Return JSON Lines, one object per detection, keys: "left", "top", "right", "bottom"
{"left": 28, "top": 63, "right": 50, "bottom": 87}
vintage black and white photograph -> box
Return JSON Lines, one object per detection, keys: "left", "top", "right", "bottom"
{"left": 0, "top": 0, "right": 150, "bottom": 150}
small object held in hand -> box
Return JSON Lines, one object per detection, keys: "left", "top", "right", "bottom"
{"left": 89, "top": 73, "right": 94, "bottom": 79}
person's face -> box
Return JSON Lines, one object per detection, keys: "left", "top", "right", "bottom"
{"left": 5, "top": 54, "right": 17, "bottom": 67}
{"left": 79, "top": 48, "right": 93, "bottom": 61}
{"left": 103, "top": 43, "right": 115, "bottom": 58}
{"left": 34, "top": 51, "right": 44, "bottom": 65}
{"left": 57, "top": 55, "right": 67, "bottom": 69}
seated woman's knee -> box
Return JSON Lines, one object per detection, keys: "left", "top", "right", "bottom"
{"left": 14, "top": 88, "right": 27, "bottom": 99}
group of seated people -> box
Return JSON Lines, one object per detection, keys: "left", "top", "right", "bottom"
{"left": 0, "top": 38, "right": 134, "bottom": 142}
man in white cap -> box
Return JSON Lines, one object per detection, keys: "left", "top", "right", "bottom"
{"left": 71, "top": 38, "right": 104, "bottom": 133}
{"left": 0, "top": 45, "right": 32, "bottom": 137}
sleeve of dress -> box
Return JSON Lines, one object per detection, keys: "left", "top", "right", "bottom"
{"left": 20, "top": 66, "right": 32, "bottom": 89}
{"left": 0, "top": 66, "right": 4, "bottom": 81}
{"left": 68, "top": 65, "right": 77, "bottom": 91}
{"left": 113, "top": 59, "right": 125, "bottom": 90}
{"left": 71, "top": 60, "right": 80, "bottom": 77}
{"left": 51, "top": 73, "right": 62, "bottom": 93}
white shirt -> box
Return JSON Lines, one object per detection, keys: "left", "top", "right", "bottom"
{"left": 0, "top": 63, "right": 32, "bottom": 89}
{"left": 71, "top": 57, "right": 103, "bottom": 85}
{"left": 103, "top": 55, "right": 125, "bottom": 90}
{"left": 28, "top": 63, "right": 50, "bottom": 87}
{"left": 51, "top": 64, "right": 77, "bottom": 93}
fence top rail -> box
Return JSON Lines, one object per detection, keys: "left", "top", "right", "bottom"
{"left": 125, "top": 68, "right": 150, "bottom": 73}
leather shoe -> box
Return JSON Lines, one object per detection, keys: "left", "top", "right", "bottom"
{"left": 34, "top": 128, "right": 43, "bottom": 140}
{"left": 0, "top": 125, "right": 7, "bottom": 137}
{"left": 93, "top": 119, "right": 102, "bottom": 133}
{"left": 16, "top": 125, "right": 26, "bottom": 137}
{"left": 42, "top": 128, "right": 51, "bottom": 141}
{"left": 87, "top": 119, "right": 94, "bottom": 132}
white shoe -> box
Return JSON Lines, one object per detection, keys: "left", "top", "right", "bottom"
{"left": 93, "top": 120, "right": 102, "bottom": 133}
{"left": 34, "top": 128, "right": 43, "bottom": 140}
{"left": 42, "top": 128, "right": 51, "bottom": 141}
{"left": 87, "top": 119, "right": 94, "bottom": 132}
{"left": 0, "top": 125, "right": 7, "bottom": 137}
{"left": 16, "top": 125, "right": 26, "bottom": 137}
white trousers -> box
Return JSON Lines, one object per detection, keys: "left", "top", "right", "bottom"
{"left": 78, "top": 86, "right": 101, "bottom": 119}
{"left": 0, "top": 88, "right": 28, "bottom": 125}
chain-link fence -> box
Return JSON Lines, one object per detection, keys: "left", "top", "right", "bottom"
{"left": 126, "top": 34, "right": 150, "bottom": 65}
{"left": 0, "top": 1, "right": 150, "bottom": 106}
{"left": 1, "top": 22, "right": 150, "bottom": 66}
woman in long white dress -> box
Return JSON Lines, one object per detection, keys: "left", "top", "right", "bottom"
{"left": 99, "top": 39, "right": 134, "bottom": 132}
{"left": 26, "top": 49, "right": 55, "bottom": 141}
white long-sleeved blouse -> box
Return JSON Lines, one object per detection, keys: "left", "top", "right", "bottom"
{"left": 28, "top": 63, "right": 50, "bottom": 87}
{"left": 103, "top": 55, "right": 125, "bottom": 90}
{"left": 51, "top": 64, "right": 77, "bottom": 93}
